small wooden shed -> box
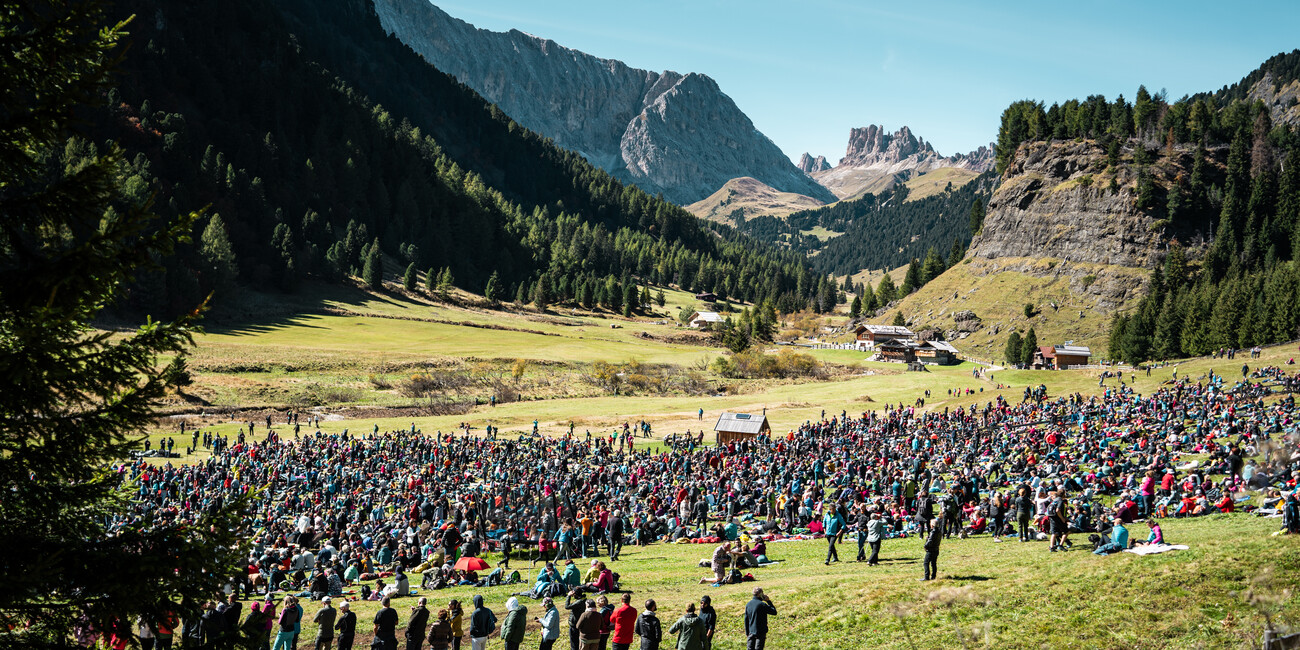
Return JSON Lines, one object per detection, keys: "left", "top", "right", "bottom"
{"left": 713, "top": 412, "right": 770, "bottom": 445}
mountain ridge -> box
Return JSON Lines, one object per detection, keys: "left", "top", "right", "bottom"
{"left": 810, "top": 124, "right": 994, "bottom": 200}
{"left": 371, "top": 0, "right": 834, "bottom": 205}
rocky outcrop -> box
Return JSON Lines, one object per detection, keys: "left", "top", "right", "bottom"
{"left": 970, "top": 139, "right": 1225, "bottom": 267}
{"left": 797, "top": 153, "right": 831, "bottom": 174}
{"left": 685, "top": 177, "right": 826, "bottom": 223}
{"left": 810, "top": 125, "right": 995, "bottom": 199}
{"left": 1245, "top": 73, "right": 1300, "bottom": 128}
{"left": 372, "top": 0, "right": 834, "bottom": 205}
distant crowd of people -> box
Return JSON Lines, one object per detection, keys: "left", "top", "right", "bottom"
{"left": 99, "top": 363, "right": 1300, "bottom": 648}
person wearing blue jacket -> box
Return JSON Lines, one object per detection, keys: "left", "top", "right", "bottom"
{"left": 823, "top": 504, "right": 846, "bottom": 565}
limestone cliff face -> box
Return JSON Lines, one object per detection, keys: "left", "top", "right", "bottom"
{"left": 810, "top": 125, "right": 995, "bottom": 199}
{"left": 970, "top": 140, "right": 1160, "bottom": 267}
{"left": 372, "top": 0, "right": 834, "bottom": 205}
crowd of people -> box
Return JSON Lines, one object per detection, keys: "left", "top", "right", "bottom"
{"left": 105, "top": 364, "right": 1300, "bottom": 649}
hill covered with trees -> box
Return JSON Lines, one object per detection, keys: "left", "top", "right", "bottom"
{"left": 90, "top": 0, "right": 818, "bottom": 317}
{"left": 992, "top": 50, "right": 1300, "bottom": 362}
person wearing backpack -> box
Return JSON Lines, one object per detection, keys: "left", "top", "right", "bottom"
{"left": 634, "top": 600, "right": 661, "bottom": 650}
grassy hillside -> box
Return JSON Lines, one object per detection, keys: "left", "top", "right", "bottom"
{"left": 875, "top": 256, "right": 1148, "bottom": 362}
{"left": 685, "top": 177, "right": 826, "bottom": 223}
{"left": 902, "top": 166, "right": 981, "bottom": 202}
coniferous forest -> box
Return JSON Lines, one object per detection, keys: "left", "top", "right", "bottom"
{"left": 90, "top": 0, "right": 820, "bottom": 318}
{"left": 995, "top": 51, "right": 1300, "bottom": 363}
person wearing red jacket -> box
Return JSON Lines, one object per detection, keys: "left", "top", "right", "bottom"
{"left": 609, "top": 593, "right": 637, "bottom": 650}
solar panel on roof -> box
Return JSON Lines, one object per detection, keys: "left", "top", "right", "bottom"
{"left": 735, "top": 414, "right": 751, "bottom": 419}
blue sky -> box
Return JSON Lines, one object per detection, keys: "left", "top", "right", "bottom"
{"left": 434, "top": 0, "right": 1299, "bottom": 164}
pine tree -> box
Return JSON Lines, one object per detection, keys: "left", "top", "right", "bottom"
{"left": 402, "top": 262, "right": 417, "bottom": 291}
{"left": 363, "top": 239, "right": 383, "bottom": 289}
{"left": 655, "top": 288, "right": 666, "bottom": 307}
{"left": 901, "top": 259, "right": 922, "bottom": 295}
{"left": 892, "top": 311, "right": 907, "bottom": 327}
{"left": 850, "top": 295, "right": 862, "bottom": 318}
{"left": 861, "top": 282, "right": 877, "bottom": 314}
{"left": 640, "top": 286, "right": 651, "bottom": 310}
{"left": 1005, "top": 331, "right": 1023, "bottom": 366}
{"left": 484, "top": 271, "right": 501, "bottom": 303}
{"left": 921, "top": 247, "right": 946, "bottom": 283}
{"left": 623, "top": 283, "right": 637, "bottom": 317}
{"left": 0, "top": 3, "right": 243, "bottom": 643}
{"left": 1020, "top": 328, "right": 1038, "bottom": 366}
{"left": 968, "top": 197, "right": 986, "bottom": 235}
{"left": 199, "top": 214, "right": 238, "bottom": 298}
{"left": 533, "top": 275, "right": 550, "bottom": 310}
{"left": 515, "top": 282, "right": 528, "bottom": 305}
{"left": 425, "top": 266, "right": 436, "bottom": 294}
{"left": 948, "top": 237, "right": 965, "bottom": 267}
{"left": 1152, "top": 290, "right": 1183, "bottom": 359}
{"left": 438, "top": 267, "right": 455, "bottom": 297}
{"left": 876, "top": 274, "right": 898, "bottom": 305}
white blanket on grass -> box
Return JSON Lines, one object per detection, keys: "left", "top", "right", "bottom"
{"left": 1122, "top": 543, "right": 1189, "bottom": 556}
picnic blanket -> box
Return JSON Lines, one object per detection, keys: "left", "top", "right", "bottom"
{"left": 1122, "top": 544, "right": 1189, "bottom": 556}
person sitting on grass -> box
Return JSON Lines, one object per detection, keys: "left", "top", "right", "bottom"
{"left": 1132, "top": 519, "right": 1164, "bottom": 548}
{"left": 1093, "top": 517, "right": 1129, "bottom": 555}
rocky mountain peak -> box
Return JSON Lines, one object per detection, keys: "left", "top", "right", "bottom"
{"left": 372, "top": 0, "right": 833, "bottom": 205}
{"left": 810, "top": 125, "right": 995, "bottom": 199}
{"left": 797, "top": 153, "right": 831, "bottom": 174}
{"left": 840, "top": 124, "right": 935, "bottom": 167}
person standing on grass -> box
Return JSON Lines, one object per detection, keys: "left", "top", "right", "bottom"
{"left": 577, "top": 600, "right": 603, "bottom": 649}
{"left": 666, "top": 603, "right": 704, "bottom": 650}
{"left": 502, "top": 597, "right": 527, "bottom": 650}
{"left": 822, "top": 503, "right": 845, "bottom": 565}
{"left": 610, "top": 594, "right": 637, "bottom": 650}
{"left": 537, "top": 597, "right": 561, "bottom": 650}
{"left": 742, "top": 588, "right": 776, "bottom": 650}
{"left": 566, "top": 592, "right": 591, "bottom": 650}
{"left": 469, "top": 595, "right": 498, "bottom": 650}
{"left": 428, "top": 610, "right": 454, "bottom": 650}
{"left": 854, "top": 504, "right": 871, "bottom": 562}
{"left": 697, "top": 596, "right": 715, "bottom": 650}
{"left": 311, "top": 597, "right": 335, "bottom": 650}
{"left": 922, "top": 515, "right": 942, "bottom": 581}
{"left": 1015, "top": 486, "right": 1034, "bottom": 542}
{"left": 406, "top": 597, "right": 429, "bottom": 650}
{"left": 866, "top": 512, "right": 885, "bottom": 566}
{"left": 272, "top": 597, "right": 299, "bottom": 650}
{"left": 634, "top": 600, "right": 661, "bottom": 650}
{"left": 1048, "top": 490, "right": 1070, "bottom": 552}
{"left": 373, "top": 596, "right": 399, "bottom": 650}
{"left": 333, "top": 602, "right": 355, "bottom": 650}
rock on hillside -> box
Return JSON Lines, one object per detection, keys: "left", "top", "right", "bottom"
{"left": 685, "top": 177, "right": 827, "bottom": 223}
{"left": 889, "top": 137, "right": 1226, "bottom": 359}
{"left": 811, "top": 125, "right": 994, "bottom": 199}
{"left": 372, "top": 0, "right": 834, "bottom": 205}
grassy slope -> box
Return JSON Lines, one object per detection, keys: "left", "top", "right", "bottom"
{"left": 684, "top": 177, "right": 826, "bottom": 223}
{"left": 901, "top": 166, "right": 981, "bottom": 202}
{"left": 878, "top": 256, "right": 1146, "bottom": 363}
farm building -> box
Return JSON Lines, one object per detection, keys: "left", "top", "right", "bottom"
{"left": 1052, "top": 345, "right": 1092, "bottom": 369}
{"left": 713, "top": 412, "right": 771, "bottom": 445}
{"left": 695, "top": 292, "right": 718, "bottom": 302}
{"left": 854, "top": 324, "right": 916, "bottom": 350}
{"left": 915, "top": 340, "right": 960, "bottom": 365}
{"left": 1034, "top": 344, "right": 1093, "bottom": 369}
{"left": 688, "top": 311, "right": 724, "bottom": 329}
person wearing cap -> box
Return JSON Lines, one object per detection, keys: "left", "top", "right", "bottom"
{"left": 501, "top": 597, "right": 528, "bottom": 650}
{"left": 406, "top": 597, "right": 429, "bottom": 650}
{"left": 537, "top": 597, "right": 561, "bottom": 650}
{"left": 1093, "top": 517, "right": 1129, "bottom": 555}
{"left": 312, "top": 597, "right": 336, "bottom": 650}
{"left": 696, "top": 596, "right": 715, "bottom": 650}
{"left": 334, "top": 602, "right": 356, "bottom": 650}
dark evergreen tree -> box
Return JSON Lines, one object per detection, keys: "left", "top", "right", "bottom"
{"left": 402, "top": 262, "right": 417, "bottom": 291}
{"left": 363, "top": 239, "right": 383, "bottom": 289}
{"left": 0, "top": 3, "right": 244, "bottom": 644}
{"left": 1005, "top": 331, "right": 1023, "bottom": 366}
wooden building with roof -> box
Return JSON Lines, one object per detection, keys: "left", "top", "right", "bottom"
{"left": 713, "top": 412, "right": 771, "bottom": 445}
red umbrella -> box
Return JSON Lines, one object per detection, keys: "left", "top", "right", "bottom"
{"left": 454, "top": 556, "right": 489, "bottom": 572}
